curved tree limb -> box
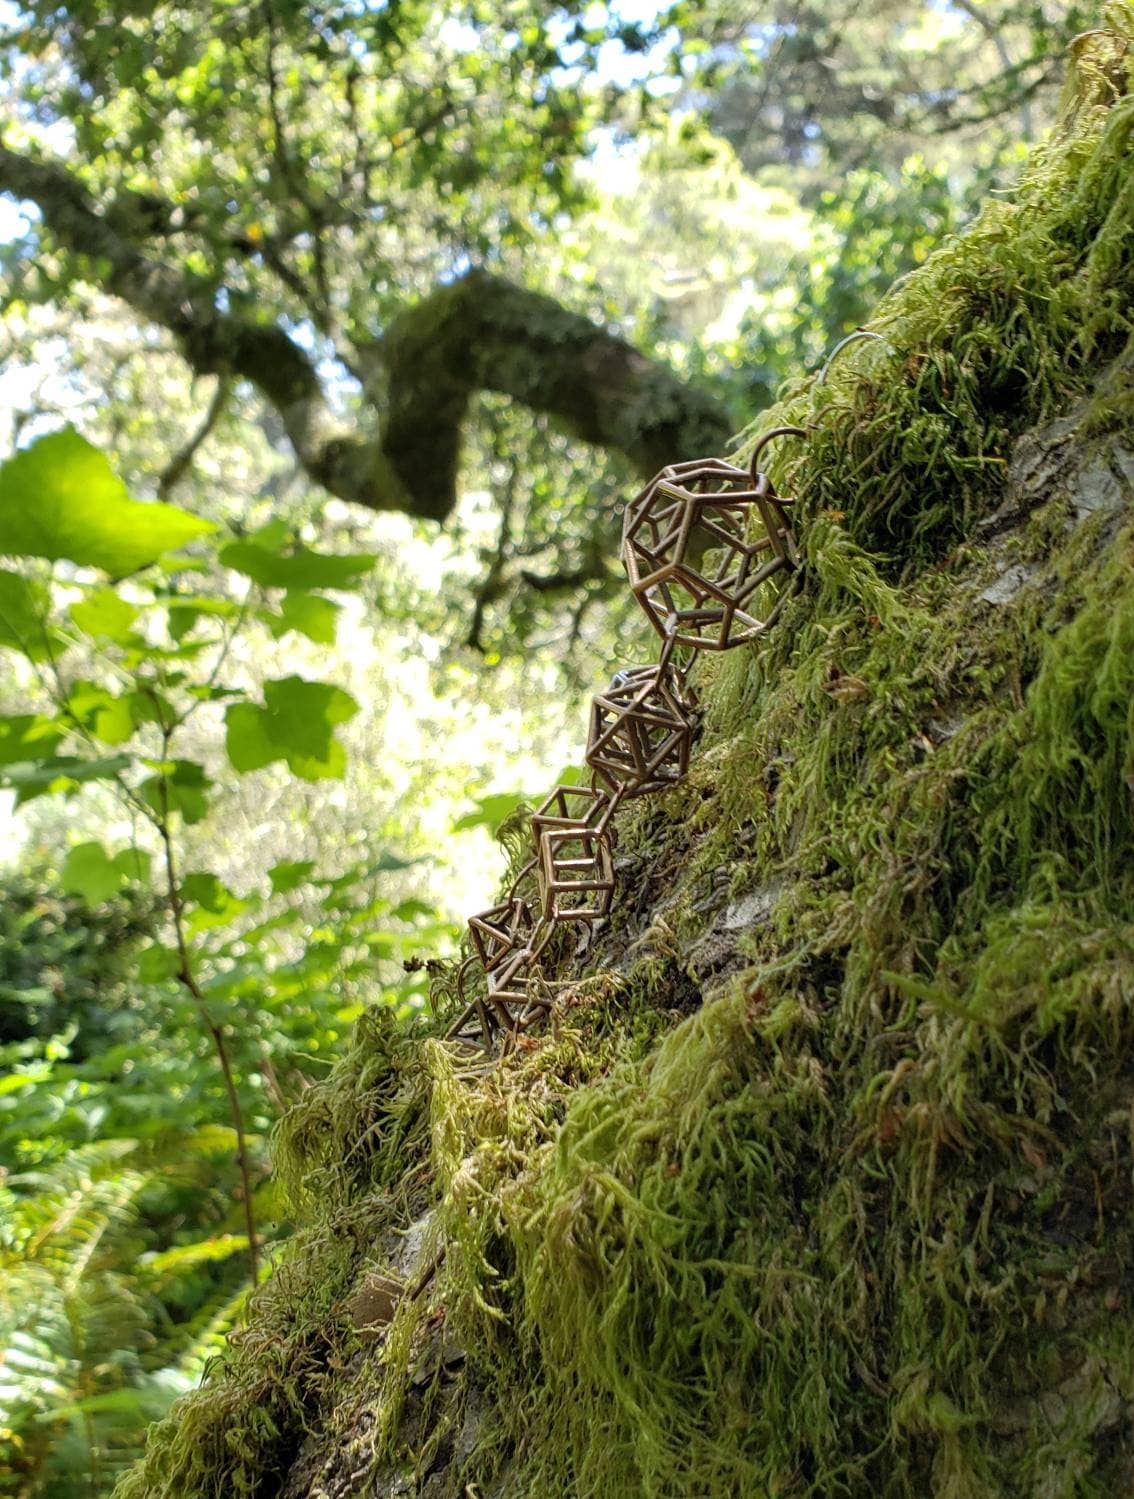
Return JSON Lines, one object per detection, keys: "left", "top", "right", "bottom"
{"left": 0, "top": 140, "right": 733, "bottom": 522}
{"left": 379, "top": 270, "right": 734, "bottom": 519}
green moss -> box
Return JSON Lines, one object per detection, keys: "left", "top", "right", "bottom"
{"left": 120, "top": 21, "right": 1134, "bottom": 1499}
{"left": 741, "top": 17, "right": 1134, "bottom": 574}
{"left": 114, "top": 1010, "right": 435, "bottom": 1499}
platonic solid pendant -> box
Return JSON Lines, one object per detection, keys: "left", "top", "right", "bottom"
{"left": 468, "top": 896, "right": 533, "bottom": 974}
{"left": 537, "top": 821, "right": 615, "bottom": 923}
{"left": 586, "top": 664, "right": 692, "bottom": 798}
{"left": 621, "top": 456, "right": 797, "bottom": 650}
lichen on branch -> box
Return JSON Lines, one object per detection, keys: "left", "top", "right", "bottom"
{"left": 0, "top": 143, "right": 731, "bottom": 521}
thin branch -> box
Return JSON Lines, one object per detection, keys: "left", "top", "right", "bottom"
{"left": 519, "top": 558, "right": 618, "bottom": 593}
{"left": 158, "top": 376, "right": 231, "bottom": 499}
{"left": 25, "top": 601, "right": 259, "bottom": 1284}
{"left": 169, "top": 587, "right": 253, "bottom": 733}
{"left": 260, "top": 0, "right": 334, "bottom": 329}
{"left": 951, "top": 0, "right": 1033, "bottom": 139}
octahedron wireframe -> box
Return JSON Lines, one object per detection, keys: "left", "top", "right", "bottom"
{"left": 468, "top": 896, "right": 533, "bottom": 974}
{"left": 537, "top": 821, "right": 615, "bottom": 923}
{"left": 586, "top": 664, "right": 692, "bottom": 797}
{"left": 621, "top": 455, "right": 797, "bottom": 651}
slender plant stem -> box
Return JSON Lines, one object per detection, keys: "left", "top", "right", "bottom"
{"left": 31, "top": 567, "right": 262, "bottom": 1285}
{"left": 156, "top": 744, "right": 260, "bottom": 1284}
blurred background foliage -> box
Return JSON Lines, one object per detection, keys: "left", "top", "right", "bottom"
{"left": 0, "top": 0, "right": 1090, "bottom": 1489}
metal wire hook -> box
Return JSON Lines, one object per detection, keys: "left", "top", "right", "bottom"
{"left": 747, "top": 424, "right": 808, "bottom": 486}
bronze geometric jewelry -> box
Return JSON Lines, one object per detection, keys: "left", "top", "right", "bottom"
{"left": 445, "top": 425, "right": 807, "bottom": 1050}
{"left": 446, "top": 949, "right": 541, "bottom": 1048}
{"left": 537, "top": 821, "right": 615, "bottom": 923}
{"left": 531, "top": 782, "right": 612, "bottom": 840}
{"left": 485, "top": 947, "right": 534, "bottom": 1025}
{"left": 621, "top": 428, "right": 803, "bottom": 651}
{"left": 586, "top": 663, "right": 692, "bottom": 798}
{"left": 468, "top": 895, "right": 533, "bottom": 974}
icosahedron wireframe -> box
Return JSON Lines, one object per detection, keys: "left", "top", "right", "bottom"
{"left": 586, "top": 664, "right": 692, "bottom": 797}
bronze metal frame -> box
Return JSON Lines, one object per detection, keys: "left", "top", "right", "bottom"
{"left": 586, "top": 664, "right": 692, "bottom": 798}
{"left": 445, "top": 427, "right": 805, "bottom": 1050}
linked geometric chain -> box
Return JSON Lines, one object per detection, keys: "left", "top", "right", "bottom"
{"left": 446, "top": 427, "right": 805, "bottom": 1050}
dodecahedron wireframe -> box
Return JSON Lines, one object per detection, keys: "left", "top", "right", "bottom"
{"left": 537, "top": 821, "right": 615, "bottom": 923}
{"left": 621, "top": 458, "right": 797, "bottom": 650}
{"left": 586, "top": 664, "right": 692, "bottom": 797}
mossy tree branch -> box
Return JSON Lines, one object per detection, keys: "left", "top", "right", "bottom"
{"left": 379, "top": 270, "right": 734, "bottom": 519}
{"left": 0, "top": 141, "right": 732, "bottom": 522}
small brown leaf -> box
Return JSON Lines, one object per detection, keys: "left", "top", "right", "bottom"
{"left": 825, "top": 674, "right": 869, "bottom": 701}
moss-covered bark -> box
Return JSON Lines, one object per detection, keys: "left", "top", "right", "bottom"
{"left": 118, "top": 21, "right": 1134, "bottom": 1499}
{"left": 381, "top": 271, "right": 733, "bottom": 519}
{"left": 0, "top": 144, "right": 730, "bottom": 522}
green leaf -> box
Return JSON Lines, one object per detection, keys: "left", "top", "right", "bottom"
{"left": 126, "top": 688, "right": 174, "bottom": 726}
{"left": 181, "top": 871, "right": 250, "bottom": 933}
{"left": 219, "top": 538, "right": 376, "bottom": 591}
{"left": 139, "top": 759, "right": 211, "bottom": 825}
{"left": 224, "top": 676, "right": 359, "bottom": 781}
{"left": 60, "top": 842, "right": 118, "bottom": 904}
{"left": 393, "top": 898, "right": 436, "bottom": 922}
{"left": 66, "top": 681, "right": 136, "bottom": 745}
{"left": 453, "top": 791, "right": 527, "bottom": 833}
{"left": 2, "top": 754, "right": 132, "bottom": 804}
{"left": 371, "top": 849, "right": 419, "bottom": 872}
{"left": 186, "top": 683, "right": 245, "bottom": 703}
{"left": 181, "top": 869, "right": 225, "bottom": 905}
{"left": 268, "top": 859, "right": 316, "bottom": 894}
{"left": 112, "top": 847, "right": 151, "bottom": 885}
{"left": 60, "top": 841, "right": 150, "bottom": 904}
{"left": 69, "top": 585, "right": 140, "bottom": 643}
{"left": 0, "top": 429, "right": 215, "bottom": 573}
{"left": 0, "top": 713, "right": 64, "bottom": 763}
{"left": 0, "top": 568, "right": 56, "bottom": 660}
{"left": 164, "top": 594, "right": 239, "bottom": 642}
{"left": 139, "top": 1234, "right": 249, "bottom": 1278}
{"left": 262, "top": 591, "right": 340, "bottom": 644}
{"left": 137, "top": 943, "right": 182, "bottom": 982}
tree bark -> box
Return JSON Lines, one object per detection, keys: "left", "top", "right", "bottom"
{"left": 0, "top": 142, "right": 733, "bottom": 522}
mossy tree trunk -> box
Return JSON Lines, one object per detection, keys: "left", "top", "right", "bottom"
{"left": 117, "top": 26, "right": 1134, "bottom": 1499}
